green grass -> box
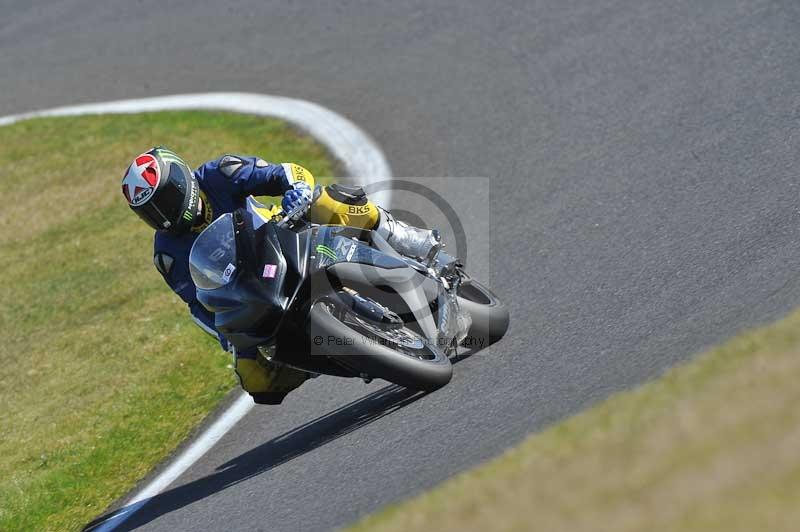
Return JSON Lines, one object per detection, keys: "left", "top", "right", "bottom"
{"left": 0, "top": 111, "right": 336, "bottom": 531}
{"left": 350, "top": 311, "right": 800, "bottom": 532}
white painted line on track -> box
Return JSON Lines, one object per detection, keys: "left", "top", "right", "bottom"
{"left": 0, "top": 92, "right": 393, "bottom": 531}
{"left": 0, "top": 92, "right": 393, "bottom": 204}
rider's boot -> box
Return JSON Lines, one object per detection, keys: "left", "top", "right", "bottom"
{"left": 233, "top": 346, "right": 310, "bottom": 405}
{"left": 376, "top": 208, "right": 442, "bottom": 265}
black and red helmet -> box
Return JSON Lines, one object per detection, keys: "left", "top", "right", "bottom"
{"left": 121, "top": 146, "right": 201, "bottom": 233}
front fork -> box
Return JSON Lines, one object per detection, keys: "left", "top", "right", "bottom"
{"left": 435, "top": 274, "right": 472, "bottom": 355}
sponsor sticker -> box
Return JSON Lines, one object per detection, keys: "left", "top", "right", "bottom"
{"left": 262, "top": 264, "right": 278, "bottom": 279}
{"left": 346, "top": 242, "right": 357, "bottom": 261}
{"left": 222, "top": 263, "right": 236, "bottom": 283}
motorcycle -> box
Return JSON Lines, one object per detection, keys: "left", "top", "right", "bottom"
{"left": 188, "top": 194, "right": 509, "bottom": 392}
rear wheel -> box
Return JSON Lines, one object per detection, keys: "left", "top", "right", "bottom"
{"left": 309, "top": 300, "right": 452, "bottom": 391}
{"left": 457, "top": 277, "right": 509, "bottom": 346}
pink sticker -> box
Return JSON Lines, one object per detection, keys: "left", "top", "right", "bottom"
{"left": 262, "top": 264, "right": 278, "bottom": 279}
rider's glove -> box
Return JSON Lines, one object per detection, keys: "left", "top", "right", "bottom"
{"left": 281, "top": 181, "right": 312, "bottom": 213}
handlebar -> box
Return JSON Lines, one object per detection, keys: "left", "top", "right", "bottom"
{"left": 276, "top": 199, "right": 311, "bottom": 229}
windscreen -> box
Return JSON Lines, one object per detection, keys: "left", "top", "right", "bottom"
{"left": 189, "top": 213, "right": 238, "bottom": 290}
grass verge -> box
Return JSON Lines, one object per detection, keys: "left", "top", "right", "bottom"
{"left": 350, "top": 311, "right": 800, "bottom": 532}
{"left": 0, "top": 111, "right": 335, "bottom": 531}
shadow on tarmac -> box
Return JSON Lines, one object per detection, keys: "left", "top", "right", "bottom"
{"left": 84, "top": 384, "right": 422, "bottom": 531}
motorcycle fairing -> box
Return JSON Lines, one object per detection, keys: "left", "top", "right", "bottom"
{"left": 305, "top": 225, "right": 445, "bottom": 340}
{"left": 310, "top": 225, "right": 407, "bottom": 270}
{"left": 192, "top": 209, "right": 308, "bottom": 350}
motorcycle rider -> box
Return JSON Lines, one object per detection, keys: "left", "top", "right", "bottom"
{"left": 121, "top": 146, "right": 441, "bottom": 404}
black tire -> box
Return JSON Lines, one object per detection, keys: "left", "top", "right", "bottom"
{"left": 457, "top": 278, "right": 509, "bottom": 347}
{"left": 309, "top": 301, "right": 453, "bottom": 392}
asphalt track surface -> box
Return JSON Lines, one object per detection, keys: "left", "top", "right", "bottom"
{"left": 4, "top": 1, "right": 800, "bottom": 530}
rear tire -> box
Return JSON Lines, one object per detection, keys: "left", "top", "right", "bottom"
{"left": 457, "top": 278, "right": 509, "bottom": 346}
{"left": 309, "top": 301, "right": 453, "bottom": 392}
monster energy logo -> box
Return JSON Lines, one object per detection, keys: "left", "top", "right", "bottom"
{"left": 183, "top": 210, "right": 193, "bottom": 221}
{"left": 155, "top": 147, "right": 188, "bottom": 166}
{"left": 315, "top": 244, "right": 337, "bottom": 260}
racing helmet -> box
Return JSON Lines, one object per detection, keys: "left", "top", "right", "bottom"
{"left": 121, "top": 147, "right": 201, "bottom": 233}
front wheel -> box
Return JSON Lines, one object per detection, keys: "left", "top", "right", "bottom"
{"left": 309, "top": 300, "right": 452, "bottom": 392}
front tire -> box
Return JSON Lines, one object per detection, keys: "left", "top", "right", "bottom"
{"left": 309, "top": 301, "right": 452, "bottom": 392}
